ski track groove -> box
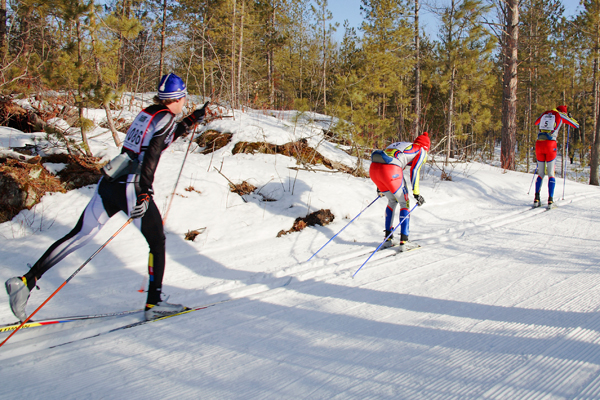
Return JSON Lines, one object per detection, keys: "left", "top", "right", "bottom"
{"left": 2, "top": 191, "right": 600, "bottom": 398}
{"left": 254, "top": 272, "right": 531, "bottom": 398}
{"left": 314, "top": 194, "right": 600, "bottom": 398}
{"left": 181, "top": 190, "right": 593, "bottom": 301}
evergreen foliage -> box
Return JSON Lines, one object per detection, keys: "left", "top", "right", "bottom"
{"left": 0, "top": 0, "right": 596, "bottom": 181}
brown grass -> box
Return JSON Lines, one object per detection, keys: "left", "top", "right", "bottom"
{"left": 232, "top": 140, "right": 363, "bottom": 176}
{"left": 0, "top": 155, "right": 103, "bottom": 223}
{"left": 229, "top": 180, "right": 257, "bottom": 196}
{"left": 195, "top": 130, "right": 233, "bottom": 154}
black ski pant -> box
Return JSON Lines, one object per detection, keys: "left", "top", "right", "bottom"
{"left": 24, "top": 176, "right": 166, "bottom": 305}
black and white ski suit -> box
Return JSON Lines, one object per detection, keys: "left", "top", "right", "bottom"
{"left": 24, "top": 104, "right": 192, "bottom": 304}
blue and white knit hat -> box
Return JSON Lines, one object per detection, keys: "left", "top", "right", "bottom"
{"left": 157, "top": 73, "right": 187, "bottom": 100}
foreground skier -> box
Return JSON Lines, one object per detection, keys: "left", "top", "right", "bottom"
{"left": 369, "top": 133, "right": 430, "bottom": 251}
{"left": 6, "top": 73, "right": 207, "bottom": 322}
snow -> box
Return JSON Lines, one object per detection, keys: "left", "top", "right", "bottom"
{"left": 1, "top": 104, "right": 600, "bottom": 398}
{"left": 42, "top": 162, "right": 67, "bottom": 174}
{"left": 0, "top": 127, "right": 46, "bottom": 148}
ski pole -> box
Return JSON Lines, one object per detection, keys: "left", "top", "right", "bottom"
{"left": 352, "top": 204, "right": 418, "bottom": 278}
{"left": 307, "top": 196, "right": 381, "bottom": 262}
{"left": 163, "top": 127, "right": 198, "bottom": 224}
{"left": 0, "top": 218, "right": 133, "bottom": 349}
{"left": 528, "top": 166, "right": 538, "bottom": 195}
{"left": 163, "top": 101, "right": 210, "bottom": 224}
{"left": 562, "top": 126, "right": 570, "bottom": 200}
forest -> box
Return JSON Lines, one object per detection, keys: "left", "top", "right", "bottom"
{"left": 1, "top": 0, "right": 600, "bottom": 184}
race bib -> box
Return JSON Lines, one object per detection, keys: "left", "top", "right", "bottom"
{"left": 539, "top": 113, "right": 556, "bottom": 131}
{"left": 123, "top": 112, "right": 153, "bottom": 154}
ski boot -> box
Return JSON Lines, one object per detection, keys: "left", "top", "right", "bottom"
{"left": 381, "top": 230, "right": 394, "bottom": 249}
{"left": 5, "top": 276, "right": 31, "bottom": 322}
{"left": 399, "top": 234, "right": 409, "bottom": 252}
{"left": 547, "top": 196, "right": 554, "bottom": 209}
{"left": 533, "top": 192, "right": 541, "bottom": 208}
{"left": 382, "top": 230, "right": 397, "bottom": 249}
{"left": 145, "top": 298, "right": 185, "bottom": 321}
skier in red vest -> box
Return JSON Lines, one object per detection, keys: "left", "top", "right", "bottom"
{"left": 369, "top": 132, "right": 430, "bottom": 251}
{"left": 533, "top": 105, "right": 579, "bottom": 208}
{"left": 5, "top": 73, "right": 207, "bottom": 322}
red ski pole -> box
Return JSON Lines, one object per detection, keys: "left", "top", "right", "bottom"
{"left": 0, "top": 218, "right": 133, "bottom": 349}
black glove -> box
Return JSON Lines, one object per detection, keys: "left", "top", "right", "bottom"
{"left": 414, "top": 194, "right": 425, "bottom": 206}
{"left": 131, "top": 193, "right": 151, "bottom": 219}
{"left": 182, "top": 101, "right": 209, "bottom": 129}
{"left": 377, "top": 189, "right": 385, "bottom": 197}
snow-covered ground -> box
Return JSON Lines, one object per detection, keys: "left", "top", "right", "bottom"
{"left": 1, "top": 103, "right": 600, "bottom": 399}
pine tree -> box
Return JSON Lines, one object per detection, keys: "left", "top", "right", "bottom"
{"left": 518, "top": 0, "right": 561, "bottom": 172}
{"left": 0, "top": 0, "right": 6, "bottom": 66}
{"left": 42, "top": 0, "right": 97, "bottom": 156}
{"left": 310, "top": 0, "right": 337, "bottom": 111}
{"left": 359, "top": 0, "right": 414, "bottom": 144}
{"left": 279, "top": 0, "right": 313, "bottom": 109}
{"left": 434, "top": 0, "right": 494, "bottom": 165}
{"left": 88, "top": 5, "right": 126, "bottom": 147}
{"left": 579, "top": 0, "right": 600, "bottom": 185}
{"left": 494, "top": 0, "right": 519, "bottom": 170}
{"left": 411, "top": 0, "right": 421, "bottom": 138}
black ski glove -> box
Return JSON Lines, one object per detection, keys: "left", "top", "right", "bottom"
{"left": 377, "top": 188, "right": 385, "bottom": 197}
{"left": 131, "top": 193, "right": 151, "bottom": 219}
{"left": 414, "top": 194, "right": 425, "bottom": 206}
{"left": 182, "top": 101, "right": 209, "bottom": 129}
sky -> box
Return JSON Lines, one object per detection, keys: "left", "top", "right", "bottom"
{"left": 326, "top": 0, "right": 440, "bottom": 39}
{"left": 327, "top": 0, "right": 585, "bottom": 41}
{"left": 1, "top": 95, "right": 600, "bottom": 397}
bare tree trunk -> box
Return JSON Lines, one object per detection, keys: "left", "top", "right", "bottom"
{"left": 591, "top": 29, "right": 600, "bottom": 185}
{"left": 210, "top": 63, "right": 214, "bottom": 97}
{"left": 594, "top": 50, "right": 599, "bottom": 150}
{"left": 593, "top": 115, "right": 600, "bottom": 186}
{"left": 158, "top": 0, "right": 167, "bottom": 79}
{"left": 267, "top": 50, "right": 273, "bottom": 106}
{"left": 237, "top": 0, "right": 244, "bottom": 106}
{"left": 321, "top": 4, "right": 327, "bottom": 110}
{"left": 500, "top": 0, "right": 519, "bottom": 170}
{"left": 230, "top": 0, "right": 237, "bottom": 109}
{"left": 18, "top": 5, "right": 32, "bottom": 67}
{"left": 185, "top": 32, "right": 194, "bottom": 84}
{"left": 118, "top": 1, "right": 128, "bottom": 87}
{"left": 411, "top": 0, "right": 421, "bottom": 139}
{"left": 76, "top": 17, "right": 92, "bottom": 157}
{"left": 527, "top": 76, "right": 532, "bottom": 173}
{"left": 298, "top": 54, "right": 302, "bottom": 100}
{"left": 445, "top": 67, "right": 456, "bottom": 166}
{"left": 201, "top": 27, "right": 206, "bottom": 98}
{"left": 269, "top": 6, "right": 275, "bottom": 106}
{"left": 0, "top": 0, "right": 6, "bottom": 67}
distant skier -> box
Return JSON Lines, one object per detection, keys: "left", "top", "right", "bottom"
{"left": 369, "top": 132, "right": 430, "bottom": 251}
{"left": 533, "top": 105, "right": 579, "bottom": 208}
{"left": 5, "top": 73, "right": 208, "bottom": 322}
